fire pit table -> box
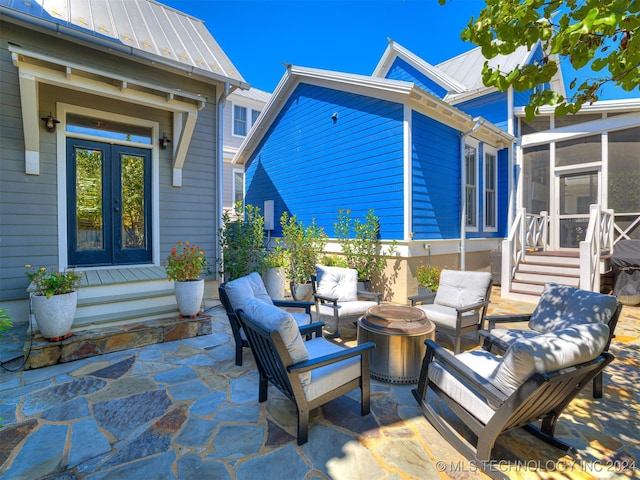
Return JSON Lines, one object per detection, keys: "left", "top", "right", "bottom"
{"left": 357, "top": 304, "right": 435, "bottom": 384}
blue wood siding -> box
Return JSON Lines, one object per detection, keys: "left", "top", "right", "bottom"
{"left": 385, "top": 58, "right": 448, "bottom": 99}
{"left": 244, "top": 83, "right": 405, "bottom": 239}
{"left": 455, "top": 91, "right": 509, "bottom": 132}
{"left": 411, "top": 110, "right": 460, "bottom": 239}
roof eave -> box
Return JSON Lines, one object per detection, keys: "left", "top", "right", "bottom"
{"left": 0, "top": 6, "right": 249, "bottom": 89}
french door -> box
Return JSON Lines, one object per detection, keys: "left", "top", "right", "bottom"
{"left": 67, "top": 139, "right": 152, "bottom": 266}
{"left": 555, "top": 170, "right": 600, "bottom": 249}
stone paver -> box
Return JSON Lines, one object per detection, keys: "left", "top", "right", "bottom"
{"left": 0, "top": 290, "right": 638, "bottom": 480}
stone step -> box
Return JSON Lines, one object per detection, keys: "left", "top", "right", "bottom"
{"left": 513, "top": 271, "right": 580, "bottom": 285}
{"left": 25, "top": 312, "right": 213, "bottom": 369}
{"left": 517, "top": 262, "right": 580, "bottom": 276}
{"left": 523, "top": 254, "right": 581, "bottom": 267}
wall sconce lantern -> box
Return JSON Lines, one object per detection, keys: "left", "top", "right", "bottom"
{"left": 41, "top": 112, "right": 60, "bottom": 132}
{"left": 159, "top": 132, "right": 172, "bottom": 150}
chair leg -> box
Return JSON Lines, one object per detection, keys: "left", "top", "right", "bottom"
{"left": 453, "top": 335, "right": 461, "bottom": 355}
{"left": 592, "top": 371, "right": 603, "bottom": 399}
{"left": 258, "top": 371, "right": 268, "bottom": 402}
{"left": 297, "top": 407, "right": 309, "bottom": 445}
{"left": 235, "top": 343, "right": 243, "bottom": 366}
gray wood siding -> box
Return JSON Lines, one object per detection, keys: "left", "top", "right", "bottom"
{"left": 1, "top": 22, "right": 220, "bottom": 301}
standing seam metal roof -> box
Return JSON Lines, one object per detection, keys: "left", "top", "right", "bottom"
{"left": 0, "top": 0, "right": 246, "bottom": 85}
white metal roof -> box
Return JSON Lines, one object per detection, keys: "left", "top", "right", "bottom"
{"left": 437, "top": 44, "right": 533, "bottom": 93}
{"left": 0, "top": 0, "right": 247, "bottom": 86}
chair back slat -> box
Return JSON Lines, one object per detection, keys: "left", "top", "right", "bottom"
{"left": 237, "top": 309, "right": 297, "bottom": 401}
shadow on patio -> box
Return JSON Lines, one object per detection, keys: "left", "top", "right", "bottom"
{"left": 0, "top": 287, "right": 638, "bottom": 479}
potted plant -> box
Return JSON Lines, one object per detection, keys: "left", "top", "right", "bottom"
{"left": 416, "top": 263, "right": 442, "bottom": 293}
{"left": 218, "top": 202, "right": 267, "bottom": 281}
{"left": 25, "top": 265, "right": 82, "bottom": 341}
{"left": 262, "top": 246, "right": 288, "bottom": 300}
{"left": 280, "top": 211, "right": 327, "bottom": 301}
{"left": 334, "top": 209, "right": 396, "bottom": 290}
{"left": 165, "top": 241, "right": 210, "bottom": 317}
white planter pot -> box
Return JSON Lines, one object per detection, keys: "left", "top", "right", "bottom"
{"left": 291, "top": 282, "right": 313, "bottom": 302}
{"left": 263, "top": 267, "right": 286, "bottom": 300}
{"left": 31, "top": 291, "right": 77, "bottom": 340}
{"left": 174, "top": 279, "right": 204, "bottom": 317}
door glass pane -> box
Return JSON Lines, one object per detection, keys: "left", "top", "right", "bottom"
{"left": 76, "top": 148, "right": 104, "bottom": 250}
{"left": 560, "top": 218, "right": 590, "bottom": 248}
{"left": 559, "top": 172, "right": 598, "bottom": 215}
{"left": 121, "top": 154, "right": 146, "bottom": 249}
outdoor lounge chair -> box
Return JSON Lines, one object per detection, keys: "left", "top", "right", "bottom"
{"left": 412, "top": 322, "right": 614, "bottom": 474}
{"left": 219, "top": 272, "right": 313, "bottom": 366}
{"left": 237, "top": 297, "right": 375, "bottom": 445}
{"left": 409, "top": 269, "right": 492, "bottom": 354}
{"left": 483, "top": 282, "right": 621, "bottom": 398}
{"left": 311, "top": 265, "right": 382, "bottom": 337}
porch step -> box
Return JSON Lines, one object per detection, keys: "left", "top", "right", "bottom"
{"left": 72, "top": 266, "right": 179, "bottom": 331}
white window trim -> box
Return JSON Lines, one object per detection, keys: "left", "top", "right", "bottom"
{"left": 57, "top": 103, "right": 161, "bottom": 269}
{"left": 484, "top": 146, "right": 498, "bottom": 232}
{"left": 465, "top": 139, "right": 479, "bottom": 233}
{"left": 232, "top": 168, "right": 245, "bottom": 205}
{"left": 232, "top": 102, "right": 262, "bottom": 138}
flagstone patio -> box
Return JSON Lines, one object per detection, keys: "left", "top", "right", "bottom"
{"left": 0, "top": 287, "right": 638, "bottom": 479}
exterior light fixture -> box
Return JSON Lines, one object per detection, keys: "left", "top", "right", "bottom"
{"left": 159, "top": 132, "right": 172, "bottom": 150}
{"left": 41, "top": 112, "right": 60, "bottom": 132}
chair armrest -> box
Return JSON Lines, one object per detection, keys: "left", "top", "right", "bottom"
{"left": 358, "top": 290, "right": 382, "bottom": 303}
{"left": 408, "top": 292, "right": 437, "bottom": 306}
{"left": 454, "top": 299, "right": 491, "bottom": 314}
{"left": 425, "top": 339, "right": 506, "bottom": 407}
{"left": 273, "top": 299, "right": 314, "bottom": 314}
{"left": 298, "top": 322, "right": 324, "bottom": 337}
{"left": 313, "top": 294, "right": 338, "bottom": 306}
{"left": 485, "top": 313, "right": 532, "bottom": 330}
{"left": 478, "top": 329, "right": 510, "bottom": 354}
{"left": 288, "top": 341, "right": 376, "bottom": 373}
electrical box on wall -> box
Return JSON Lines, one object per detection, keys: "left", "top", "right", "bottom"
{"left": 264, "top": 200, "right": 274, "bottom": 231}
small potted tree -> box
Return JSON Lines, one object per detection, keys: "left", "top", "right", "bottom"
{"left": 414, "top": 263, "right": 443, "bottom": 304}
{"left": 25, "top": 265, "right": 82, "bottom": 341}
{"left": 280, "top": 211, "right": 327, "bottom": 301}
{"left": 218, "top": 202, "right": 267, "bottom": 281}
{"left": 334, "top": 209, "right": 396, "bottom": 290}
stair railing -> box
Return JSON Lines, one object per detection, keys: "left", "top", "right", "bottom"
{"left": 580, "top": 204, "right": 614, "bottom": 292}
{"left": 502, "top": 209, "right": 549, "bottom": 294}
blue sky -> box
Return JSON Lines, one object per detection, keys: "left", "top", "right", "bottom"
{"left": 164, "top": 0, "right": 636, "bottom": 101}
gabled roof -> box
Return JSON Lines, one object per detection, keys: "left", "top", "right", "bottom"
{"left": 371, "top": 39, "right": 565, "bottom": 104}
{"left": 0, "top": 0, "right": 248, "bottom": 88}
{"left": 230, "top": 86, "right": 272, "bottom": 104}
{"left": 372, "top": 39, "right": 468, "bottom": 95}
{"left": 233, "top": 64, "right": 514, "bottom": 166}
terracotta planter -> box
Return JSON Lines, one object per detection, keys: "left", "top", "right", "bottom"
{"left": 174, "top": 279, "right": 204, "bottom": 317}
{"left": 31, "top": 291, "right": 77, "bottom": 341}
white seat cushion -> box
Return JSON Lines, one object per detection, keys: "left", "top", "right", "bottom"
{"left": 528, "top": 283, "right": 618, "bottom": 333}
{"left": 315, "top": 265, "right": 358, "bottom": 302}
{"left": 414, "top": 303, "right": 479, "bottom": 329}
{"left": 491, "top": 322, "right": 610, "bottom": 395}
{"left": 428, "top": 349, "right": 500, "bottom": 424}
{"left": 291, "top": 312, "right": 312, "bottom": 327}
{"left": 314, "top": 301, "right": 379, "bottom": 320}
{"left": 489, "top": 328, "right": 538, "bottom": 345}
{"left": 242, "top": 297, "right": 311, "bottom": 387}
{"left": 303, "top": 338, "right": 361, "bottom": 401}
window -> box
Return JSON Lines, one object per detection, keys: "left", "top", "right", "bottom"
{"left": 233, "top": 105, "right": 262, "bottom": 137}
{"left": 484, "top": 151, "right": 497, "bottom": 230}
{"left": 233, "top": 105, "right": 247, "bottom": 136}
{"left": 233, "top": 169, "right": 244, "bottom": 205}
{"left": 465, "top": 144, "right": 478, "bottom": 229}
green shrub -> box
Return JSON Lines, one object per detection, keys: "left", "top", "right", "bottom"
{"left": 416, "top": 264, "right": 442, "bottom": 291}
